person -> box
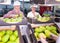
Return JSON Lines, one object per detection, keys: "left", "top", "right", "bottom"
{"left": 43, "top": 7, "right": 52, "bottom": 16}
{"left": 27, "top": 4, "right": 41, "bottom": 19}
{"left": 3, "top": 1, "right": 24, "bottom": 18}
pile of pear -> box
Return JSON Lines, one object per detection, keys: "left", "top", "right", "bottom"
{"left": 36, "top": 15, "right": 50, "bottom": 22}
{"left": 34, "top": 25, "right": 58, "bottom": 40}
{"left": 3, "top": 14, "right": 23, "bottom": 23}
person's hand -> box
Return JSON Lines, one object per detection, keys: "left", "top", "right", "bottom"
{"left": 40, "top": 34, "right": 48, "bottom": 43}
{"left": 10, "top": 15, "right": 18, "bottom": 18}
{"left": 40, "top": 38, "right": 48, "bottom": 43}
{"left": 50, "top": 33, "right": 58, "bottom": 40}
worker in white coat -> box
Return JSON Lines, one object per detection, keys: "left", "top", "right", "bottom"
{"left": 27, "top": 4, "right": 41, "bottom": 19}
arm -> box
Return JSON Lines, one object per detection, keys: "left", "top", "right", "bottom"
{"left": 50, "top": 33, "right": 58, "bottom": 40}
{"left": 40, "top": 34, "right": 48, "bottom": 43}
{"left": 3, "top": 11, "right": 13, "bottom": 18}
{"left": 27, "top": 13, "right": 32, "bottom": 18}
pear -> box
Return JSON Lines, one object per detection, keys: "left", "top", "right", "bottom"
{"left": 2, "top": 34, "right": 9, "bottom": 42}
{"left": 45, "top": 30, "right": 51, "bottom": 38}
{"left": 39, "top": 33, "right": 46, "bottom": 39}
{"left": 10, "top": 35, "right": 16, "bottom": 41}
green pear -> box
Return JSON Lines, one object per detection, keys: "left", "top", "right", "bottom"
{"left": 6, "top": 30, "right": 13, "bottom": 35}
{"left": 51, "top": 30, "right": 58, "bottom": 35}
{"left": 0, "top": 31, "right": 5, "bottom": 37}
{"left": 39, "top": 33, "right": 46, "bottom": 39}
{"left": 10, "top": 35, "right": 16, "bottom": 41}
{"left": 7, "top": 41, "right": 12, "bottom": 43}
{"left": 45, "top": 30, "right": 51, "bottom": 38}
{"left": 20, "top": 14, "right": 23, "bottom": 17}
{"left": 11, "top": 18, "right": 16, "bottom": 22}
{"left": 39, "top": 26, "right": 46, "bottom": 31}
{"left": 6, "top": 19, "right": 11, "bottom": 22}
{"left": 0, "top": 42, "right": 4, "bottom": 43}
{"left": 16, "top": 37, "right": 19, "bottom": 43}
{"left": 14, "top": 30, "right": 18, "bottom": 37}
{"left": 50, "top": 26, "right": 56, "bottom": 31}
{"left": 2, "top": 34, "right": 9, "bottom": 42}
{"left": 46, "top": 26, "right": 52, "bottom": 31}
{"left": 35, "top": 28, "right": 40, "bottom": 33}
{"left": 34, "top": 32, "right": 39, "bottom": 40}
{"left": 0, "top": 36, "right": 2, "bottom": 41}
{"left": 7, "top": 41, "right": 16, "bottom": 43}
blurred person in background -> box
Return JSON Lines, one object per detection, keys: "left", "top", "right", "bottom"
{"left": 27, "top": 4, "right": 41, "bottom": 19}
{"left": 3, "top": 1, "right": 24, "bottom": 18}
{"left": 43, "top": 7, "right": 52, "bottom": 17}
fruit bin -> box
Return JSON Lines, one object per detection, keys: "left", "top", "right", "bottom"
{"left": 28, "top": 23, "right": 60, "bottom": 43}
{"left": 27, "top": 17, "right": 54, "bottom": 24}
{"left": 0, "top": 25, "right": 24, "bottom": 43}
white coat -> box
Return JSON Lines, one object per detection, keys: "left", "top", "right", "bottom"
{"left": 27, "top": 11, "right": 41, "bottom": 18}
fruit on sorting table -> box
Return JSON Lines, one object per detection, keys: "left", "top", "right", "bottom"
{"left": 7, "top": 41, "right": 12, "bottom": 43}
{"left": 3, "top": 14, "right": 23, "bottom": 22}
{"left": 51, "top": 30, "right": 58, "bottom": 35}
{"left": 35, "top": 28, "right": 42, "bottom": 32}
{"left": 10, "top": 35, "right": 16, "bottom": 41}
{"left": 20, "top": 14, "right": 23, "bottom": 17}
{"left": 39, "top": 26, "right": 46, "bottom": 32}
{"left": 39, "top": 33, "right": 46, "bottom": 39}
{"left": 3, "top": 17, "right": 22, "bottom": 23}
{"left": 0, "top": 36, "right": 2, "bottom": 41}
{"left": 16, "top": 38, "right": 19, "bottom": 43}
{"left": 46, "top": 26, "right": 51, "bottom": 31}
{"left": 14, "top": 30, "right": 18, "bottom": 37}
{"left": 45, "top": 30, "right": 51, "bottom": 38}
{"left": 37, "top": 17, "right": 50, "bottom": 22}
{"left": 6, "top": 30, "right": 13, "bottom": 35}
{"left": 34, "top": 32, "right": 39, "bottom": 39}
{"left": 2, "top": 34, "right": 9, "bottom": 42}
{"left": 0, "top": 30, "right": 19, "bottom": 43}
{"left": 34, "top": 25, "right": 58, "bottom": 40}
{"left": 7, "top": 41, "right": 16, "bottom": 43}
{"left": 43, "top": 14, "right": 50, "bottom": 17}
{"left": 0, "top": 42, "right": 4, "bottom": 43}
{"left": 0, "top": 31, "right": 5, "bottom": 37}
{"left": 50, "top": 26, "right": 56, "bottom": 31}
{"left": 3, "top": 18, "right": 9, "bottom": 22}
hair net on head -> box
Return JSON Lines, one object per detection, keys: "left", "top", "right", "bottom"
{"left": 30, "top": 4, "right": 38, "bottom": 8}
{"left": 13, "top": 1, "right": 21, "bottom": 6}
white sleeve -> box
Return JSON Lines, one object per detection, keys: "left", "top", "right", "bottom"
{"left": 27, "top": 13, "right": 30, "bottom": 18}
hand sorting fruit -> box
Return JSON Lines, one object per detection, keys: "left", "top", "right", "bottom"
{"left": 3, "top": 14, "right": 23, "bottom": 23}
